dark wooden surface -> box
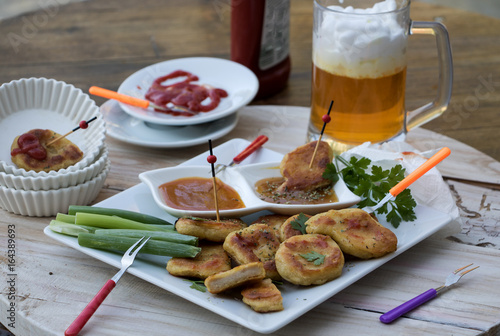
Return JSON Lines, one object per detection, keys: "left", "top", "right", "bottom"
{"left": 0, "top": 0, "right": 498, "bottom": 161}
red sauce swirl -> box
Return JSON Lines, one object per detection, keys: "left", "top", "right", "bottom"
{"left": 145, "top": 70, "right": 228, "bottom": 116}
{"left": 11, "top": 133, "right": 47, "bottom": 160}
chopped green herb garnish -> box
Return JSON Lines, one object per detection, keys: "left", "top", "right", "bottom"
{"left": 299, "top": 251, "right": 325, "bottom": 265}
{"left": 290, "top": 213, "right": 309, "bottom": 234}
{"left": 186, "top": 280, "right": 207, "bottom": 292}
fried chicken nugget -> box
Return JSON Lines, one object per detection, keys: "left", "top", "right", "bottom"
{"left": 278, "top": 141, "right": 333, "bottom": 193}
{"left": 279, "top": 213, "right": 311, "bottom": 242}
{"left": 251, "top": 214, "right": 289, "bottom": 241}
{"left": 223, "top": 224, "right": 281, "bottom": 280}
{"left": 305, "top": 208, "right": 398, "bottom": 259}
{"left": 204, "top": 262, "right": 265, "bottom": 294}
{"left": 262, "top": 259, "right": 280, "bottom": 281}
{"left": 175, "top": 217, "right": 246, "bottom": 242}
{"left": 275, "top": 234, "right": 344, "bottom": 286}
{"left": 166, "top": 244, "right": 231, "bottom": 279}
{"left": 241, "top": 278, "right": 283, "bottom": 313}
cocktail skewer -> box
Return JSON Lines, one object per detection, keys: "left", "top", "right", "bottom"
{"left": 207, "top": 139, "right": 220, "bottom": 222}
{"left": 309, "top": 100, "right": 334, "bottom": 168}
{"left": 46, "top": 116, "right": 97, "bottom": 147}
{"left": 89, "top": 86, "right": 196, "bottom": 115}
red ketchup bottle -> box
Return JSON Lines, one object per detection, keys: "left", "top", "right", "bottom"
{"left": 231, "top": 0, "right": 291, "bottom": 99}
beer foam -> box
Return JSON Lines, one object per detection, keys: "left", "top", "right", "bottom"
{"left": 313, "top": 0, "right": 407, "bottom": 78}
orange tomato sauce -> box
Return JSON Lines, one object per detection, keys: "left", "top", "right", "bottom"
{"left": 159, "top": 177, "right": 245, "bottom": 211}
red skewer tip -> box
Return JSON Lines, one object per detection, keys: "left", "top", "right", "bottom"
{"left": 207, "top": 155, "right": 217, "bottom": 164}
{"left": 79, "top": 120, "right": 89, "bottom": 129}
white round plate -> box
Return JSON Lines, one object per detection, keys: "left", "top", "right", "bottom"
{"left": 101, "top": 100, "right": 238, "bottom": 148}
{"left": 117, "top": 57, "right": 258, "bottom": 126}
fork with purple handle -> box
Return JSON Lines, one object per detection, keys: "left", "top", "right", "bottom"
{"left": 380, "top": 263, "right": 479, "bottom": 324}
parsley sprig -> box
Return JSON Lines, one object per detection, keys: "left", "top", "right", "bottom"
{"left": 299, "top": 251, "right": 326, "bottom": 265}
{"left": 323, "top": 155, "right": 417, "bottom": 228}
{"left": 290, "top": 213, "right": 309, "bottom": 234}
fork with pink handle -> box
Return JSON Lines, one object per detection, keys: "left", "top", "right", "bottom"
{"left": 64, "top": 236, "right": 151, "bottom": 336}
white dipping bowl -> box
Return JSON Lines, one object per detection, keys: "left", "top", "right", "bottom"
{"left": 139, "top": 161, "right": 361, "bottom": 218}
{"left": 0, "top": 77, "right": 106, "bottom": 177}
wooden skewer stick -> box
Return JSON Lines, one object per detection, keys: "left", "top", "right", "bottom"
{"left": 46, "top": 116, "right": 98, "bottom": 147}
{"left": 207, "top": 139, "right": 220, "bottom": 222}
{"left": 309, "top": 100, "right": 334, "bottom": 168}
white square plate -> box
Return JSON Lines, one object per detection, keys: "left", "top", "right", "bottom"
{"left": 44, "top": 139, "right": 452, "bottom": 334}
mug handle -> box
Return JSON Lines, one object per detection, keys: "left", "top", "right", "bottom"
{"left": 406, "top": 21, "right": 453, "bottom": 130}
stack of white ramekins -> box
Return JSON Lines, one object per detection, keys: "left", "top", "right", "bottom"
{"left": 0, "top": 78, "right": 109, "bottom": 217}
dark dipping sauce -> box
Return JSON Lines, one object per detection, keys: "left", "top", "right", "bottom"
{"left": 255, "top": 177, "right": 338, "bottom": 205}
{"left": 159, "top": 177, "right": 245, "bottom": 211}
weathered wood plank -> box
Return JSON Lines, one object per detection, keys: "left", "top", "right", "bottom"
{"left": 407, "top": 128, "right": 500, "bottom": 185}
{"left": 447, "top": 180, "right": 500, "bottom": 248}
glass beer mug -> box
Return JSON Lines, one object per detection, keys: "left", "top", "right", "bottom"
{"left": 308, "top": 0, "right": 453, "bottom": 154}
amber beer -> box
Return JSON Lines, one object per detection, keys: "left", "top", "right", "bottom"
{"left": 310, "top": 0, "right": 453, "bottom": 154}
{"left": 310, "top": 63, "right": 406, "bottom": 145}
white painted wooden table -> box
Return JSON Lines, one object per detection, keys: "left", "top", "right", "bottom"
{"left": 1, "top": 106, "right": 499, "bottom": 336}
